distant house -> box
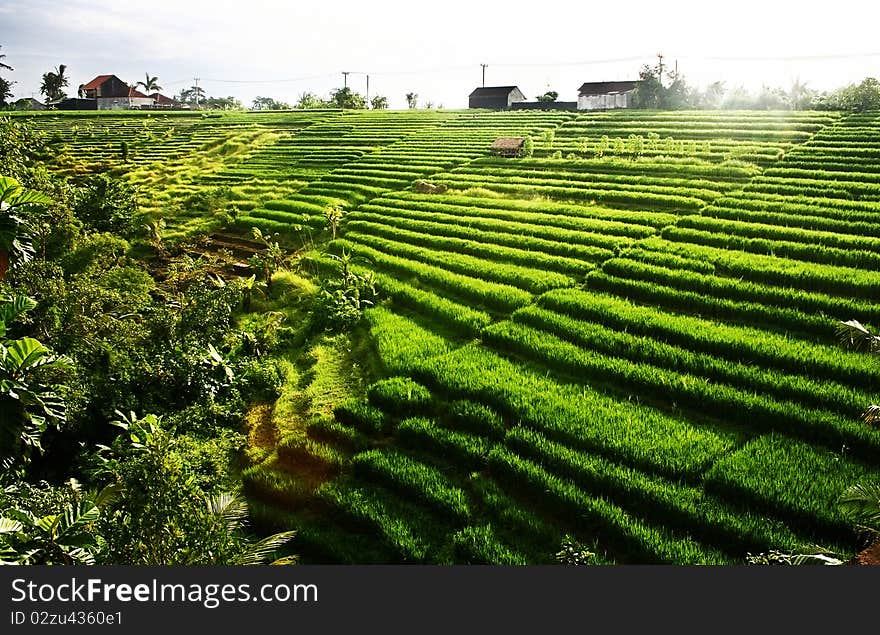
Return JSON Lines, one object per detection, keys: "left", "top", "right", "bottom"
{"left": 469, "top": 86, "right": 526, "bottom": 110}
{"left": 577, "top": 81, "right": 640, "bottom": 111}
{"left": 78, "top": 75, "right": 154, "bottom": 110}
{"left": 12, "top": 97, "right": 46, "bottom": 111}
{"left": 148, "top": 92, "right": 181, "bottom": 108}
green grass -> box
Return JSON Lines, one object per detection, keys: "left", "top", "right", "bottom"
{"left": 29, "top": 107, "right": 880, "bottom": 564}
{"left": 367, "top": 377, "right": 434, "bottom": 417}
{"left": 417, "top": 344, "right": 733, "bottom": 479}
{"left": 365, "top": 306, "right": 455, "bottom": 373}
{"left": 704, "top": 435, "right": 880, "bottom": 544}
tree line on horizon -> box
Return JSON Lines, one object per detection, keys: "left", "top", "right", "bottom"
{"left": 2, "top": 45, "right": 880, "bottom": 112}
{"left": 629, "top": 63, "right": 880, "bottom": 112}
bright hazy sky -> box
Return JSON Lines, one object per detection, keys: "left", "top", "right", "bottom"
{"left": 3, "top": 0, "right": 880, "bottom": 109}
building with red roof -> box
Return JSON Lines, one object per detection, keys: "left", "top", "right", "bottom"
{"left": 77, "top": 74, "right": 162, "bottom": 110}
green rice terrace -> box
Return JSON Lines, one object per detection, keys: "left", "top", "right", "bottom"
{"left": 16, "top": 107, "right": 880, "bottom": 564}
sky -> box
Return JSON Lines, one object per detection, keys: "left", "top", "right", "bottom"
{"left": 2, "top": 0, "right": 880, "bottom": 109}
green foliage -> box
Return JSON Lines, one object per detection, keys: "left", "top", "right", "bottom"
{"left": 818, "top": 77, "right": 880, "bottom": 112}
{"left": 0, "top": 77, "right": 13, "bottom": 108}
{"left": 237, "top": 357, "right": 285, "bottom": 402}
{"left": 324, "top": 204, "right": 344, "bottom": 239}
{"left": 72, "top": 174, "right": 140, "bottom": 237}
{"left": 95, "top": 411, "right": 295, "bottom": 565}
{"left": 370, "top": 95, "right": 389, "bottom": 110}
{"left": 295, "top": 92, "right": 329, "bottom": 109}
{"left": 311, "top": 249, "right": 379, "bottom": 332}
{"left": 252, "top": 96, "right": 291, "bottom": 110}
{"left": 555, "top": 535, "right": 595, "bottom": 565}
{"left": 248, "top": 226, "right": 285, "bottom": 290}
{"left": 838, "top": 482, "right": 880, "bottom": 534}
{"left": 488, "top": 446, "right": 726, "bottom": 564}
{"left": 0, "top": 174, "right": 48, "bottom": 275}
{"left": 0, "top": 118, "right": 46, "bottom": 184}
{"left": 373, "top": 274, "right": 492, "bottom": 337}
{"left": 329, "top": 87, "right": 367, "bottom": 110}
{"left": 14, "top": 104, "right": 880, "bottom": 566}
{"left": 0, "top": 484, "right": 113, "bottom": 565}
{"left": 522, "top": 136, "right": 534, "bottom": 158}
{"left": 0, "top": 292, "right": 71, "bottom": 462}
{"left": 40, "top": 64, "right": 68, "bottom": 102}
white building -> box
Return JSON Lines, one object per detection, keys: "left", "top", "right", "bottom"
{"left": 577, "top": 81, "right": 639, "bottom": 111}
{"left": 79, "top": 74, "right": 160, "bottom": 110}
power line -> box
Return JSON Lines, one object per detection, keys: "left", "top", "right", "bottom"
{"left": 199, "top": 73, "right": 336, "bottom": 84}
{"left": 682, "top": 52, "right": 880, "bottom": 62}
{"left": 490, "top": 56, "right": 649, "bottom": 68}
{"left": 172, "top": 50, "right": 880, "bottom": 88}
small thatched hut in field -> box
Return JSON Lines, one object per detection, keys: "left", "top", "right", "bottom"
{"left": 491, "top": 137, "right": 525, "bottom": 158}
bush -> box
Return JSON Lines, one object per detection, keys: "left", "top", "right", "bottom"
{"left": 311, "top": 252, "right": 379, "bottom": 332}
{"left": 72, "top": 175, "right": 140, "bottom": 237}
{"left": 238, "top": 358, "right": 285, "bottom": 402}
{"left": 60, "top": 232, "right": 130, "bottom": 274}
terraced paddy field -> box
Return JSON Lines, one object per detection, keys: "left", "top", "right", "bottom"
{"left": 17, "top": 107, "right": 880, "bottom": 564}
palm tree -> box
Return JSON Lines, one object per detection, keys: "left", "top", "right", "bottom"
{"left": 788, "top": 78, "right": 811, "bottom": 111}
{"left": 137, "top": 73, "right": 162, "bottom": 105}
{"left": 0, "top": 77, "right": 13, "bottom": 107}
{"left": 40, "top": 64, "right": 68, "bottom": 102}
{"left": 0, "top": 485, "right": 116, "bottom": 565}
{"left": 207, "top": 492, "right": 298, "bottom": 565}
{"left": 0, "top": 45, "right": 13, "bottom": 72}
{"left": 405, "top": 92, "right": 418, "bottom": 109}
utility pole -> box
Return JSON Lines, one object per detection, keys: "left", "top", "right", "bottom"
{"left": 366, "top": 74, "right": 370, "bottom": 106}
{"left": 480, "top": 63, "right": 488, "bottom": 87}
{"left": 656, "top": 53, "right": 664, "bottom": 87}
{"left": 342, "top": 71, "right": 349, "bottom": 89}
{"left": 194, "top": 76, "right": 200, "bottom": 109}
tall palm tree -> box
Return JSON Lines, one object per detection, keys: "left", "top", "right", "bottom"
{"left": 137, "top": 73, "right": 162, "bottom": 104}
{"left": 0, "top": 45, "right": 13, "bottom": 72}
{"left": 40, "top": 64, "right": 68, "bottom": 102}
{"left": 788, "top": 78, "right": 811, "bottom": 111}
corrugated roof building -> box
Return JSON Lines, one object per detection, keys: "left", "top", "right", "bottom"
{"left": 78, "top": 75, "right": 154, "bottom": 110}
{"left": 469, "top": 86, "right": 526, "bottom": 110}
{"left": 577, "top": 80, "right": 640, "bottom": 111}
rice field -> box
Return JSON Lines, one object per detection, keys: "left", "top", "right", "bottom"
{"left": 19, "top": 106, "right": 880, "bottom": 564}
